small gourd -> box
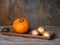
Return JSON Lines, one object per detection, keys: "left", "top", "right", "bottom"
{"left": 13, "top": 18, "right": 30, "bottom": 34}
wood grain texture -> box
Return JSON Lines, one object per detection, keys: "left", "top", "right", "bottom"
{"left": 0, "top": 31, "right": 54, "bottom": 40}
{"left": 0, "top": 26, "right": 60, "bottom": 45}
{"left": 0, "top": 32, "right": 50, "bottom": 40}
{"left": 0, "top": 0, "right": 60, "bottom": 28}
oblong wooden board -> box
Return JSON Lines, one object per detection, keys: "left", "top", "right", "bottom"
{"left": 0, "top": 31, "right": 54, "bottom": 40}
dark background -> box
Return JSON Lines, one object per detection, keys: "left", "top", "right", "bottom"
{"left": 0, "top": 0, "right": 60, "bottom": 28}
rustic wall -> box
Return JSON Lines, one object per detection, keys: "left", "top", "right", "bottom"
{"left": 48, "top": 0, "right": 60, "bottom": 26}
{"left": 0, "top": 0, "right": 60, "bottom": 28}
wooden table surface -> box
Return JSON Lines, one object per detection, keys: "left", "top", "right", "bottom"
{"left": 0, "top": 26, "right": 60, "bottom": 45}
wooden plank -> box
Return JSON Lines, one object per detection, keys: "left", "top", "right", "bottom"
{"left": 0, "top": 26, "right": 55, "bottom": 40}
{"left": 0, "top": 31, "right": 54, "bottom": 40}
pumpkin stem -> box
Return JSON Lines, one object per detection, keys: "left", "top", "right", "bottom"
{"left": 19, "top": 19, "right": 24, "bottom": 22}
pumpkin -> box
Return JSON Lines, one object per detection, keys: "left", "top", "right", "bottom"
{"left": 13, "top": 18, "right": 30, "bottom": 34}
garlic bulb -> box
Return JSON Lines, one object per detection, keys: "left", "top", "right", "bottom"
{"left": 31, "top": 30, "right": 39, "bottom": 36}
{"left": 43, "top": 31, "right": 50, "bottom": 37}
{"left": 37, "top": 27, "right": 45, "bottom": 34}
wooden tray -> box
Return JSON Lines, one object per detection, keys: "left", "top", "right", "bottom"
{"left": 0, "top": 27, "right": 55, "bottom": 40}
{"left": 0, "top": 31, "right": 54, "bottom": 40}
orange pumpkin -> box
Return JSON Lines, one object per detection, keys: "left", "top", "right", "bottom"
{"left": 13, "top": 18, "right": 30, "bottom": 34}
